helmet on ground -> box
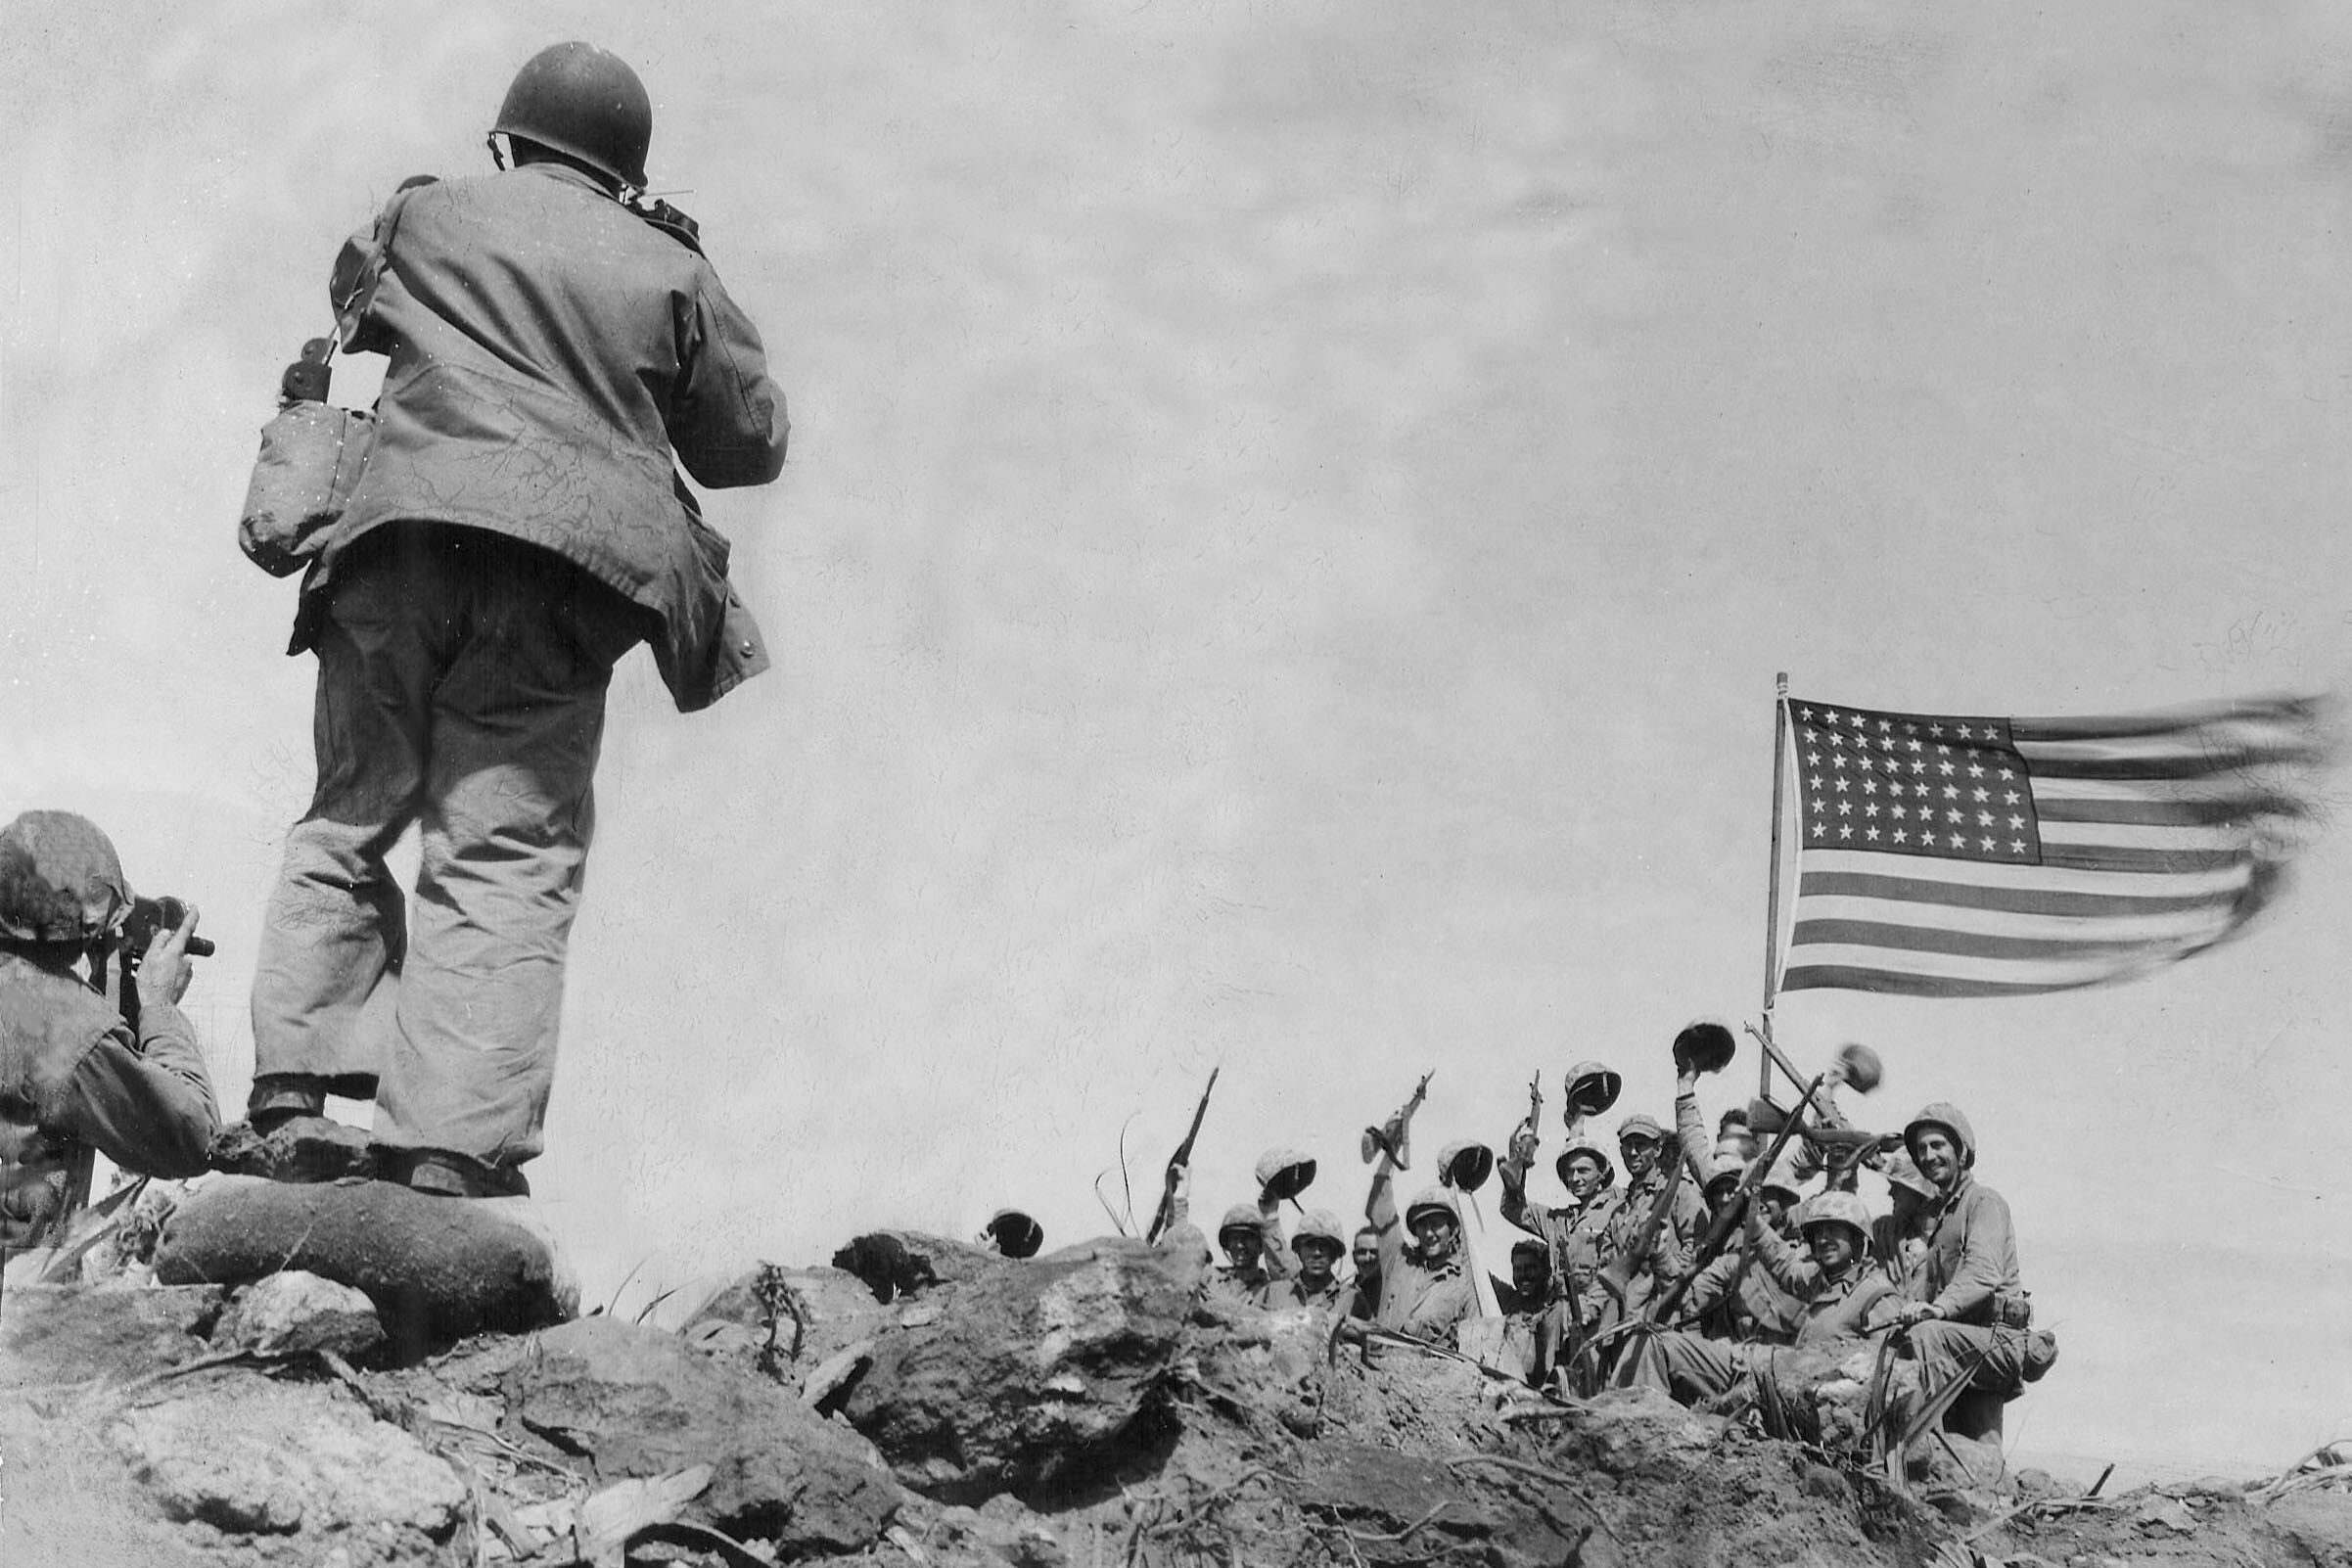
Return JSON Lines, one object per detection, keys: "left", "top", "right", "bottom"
{"left": 1563, "top": 1061, "right": 1623, "bottom": 1119}
{"left": 1793, "top": 1190, "right": 1871, "bottom": 1254}
{"left": 1254, "top": 1147, "right": 1317, "bottom": 1200}
{"left": 1555, "top": 1137, "right": 1616, "bottom": 1189}
{"left": 493, "top": 42, "right": 653, "bottom": 189}
{"left": 1673, "top": 1020, "right": 1737, "bottom": 1076}
{"left": 1878, "top": 1151, "right": 1939, "bottom": 1200}
{"left": 1404, "top": 1187, "right": 1458, "bottom": 1231}
{"left": 1616, "top": 1113, "right": 1666, "bottom": 1146}
{"left": 1903, "top": 1102, "right": 1978, "bottom": 1171}
{"left": 1438, "top": 1140, "right": 1494, "bottom": 1192}
{"left": 0, "top": 811, "right": 129, "bottom": 945}
{"left": 984, "top": 1209, "right": 1043, "bottom": 1259}
{"left": 1216, "top": 1202, "right": 1263, "bottom": 1239}
{"left": 1290, "top": 1209, "right": 1347, "bottom": 1256}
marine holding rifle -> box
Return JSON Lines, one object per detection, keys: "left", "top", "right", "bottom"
{"left": 242, "top": 43, "right": 790, "bottom": 1199}
{"left": 0, "top": 812, "right": 218, "bottom": 1272}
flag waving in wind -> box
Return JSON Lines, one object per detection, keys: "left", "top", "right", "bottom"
{"left": 1777, "top": 694, "right": 2329, "bottom": 997}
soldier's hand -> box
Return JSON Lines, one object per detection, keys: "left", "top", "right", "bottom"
{"left": 1507, "top": 1127, "right": 1540, "bottom": 1166}
{"left": 133, "top": 901, "right": 200, "bottom": 1010}
{"left": 1892, "top": 1300, "right": 1941, "bottom": 1328}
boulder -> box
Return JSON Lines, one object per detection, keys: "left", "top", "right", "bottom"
{"left": 151, "top": 1176, "right": 574, "bottom": 1347}
{"left": 505, "top": 1315, "right": 902, "bottom": 1557}
{"left": 108, "top": 1376, "right": 464, "bottom": 1545}
{"left": 0, "top": 1282, "right": 224, "bottom": 1388}
{"left": 211, "top": 1270, "right": 384, "bottom": 1360}
{"left": 836, "top": 1234, "right": 1203, "bottom": 1499}
{"left": 682, "top": 1262, "right": 895, "bottom": 1372}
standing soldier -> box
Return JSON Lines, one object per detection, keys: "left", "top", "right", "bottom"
{"left": 1, "top": 813, "right": 218, "bottom": 1271}
{"left": 244, "top": 42, "right": 791, "bottom": 1198}
{"left": 1499, "top": 1131, "right": 1617, "bottom": 1324}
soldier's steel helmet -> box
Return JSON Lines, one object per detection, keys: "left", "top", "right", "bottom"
{"left": 1254, "top": 1147, "right": 1316, "bottom": 1200}
{"left": 984, "top": 1208, "right": 1043, "bottom": 1259}
{"left": 1290, "top": 1209, "right": 1347, "bottom": 1255}
{"left": 494, "top": 42, "right": 653, "bottom": 189}
{"left": 1554, "top": 1136, "right": 1616, "bottom": 1189}
{"left": 1216, "top": 1202, "right": 1263, "bottom": 1238}
{"left": 0, "top": 811, "right": 129, "bottom": 945}
{"left": 1403, "top": 1187, "right": 1459, "bottom": 1231}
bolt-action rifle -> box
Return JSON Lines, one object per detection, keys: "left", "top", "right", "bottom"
{"left": 1144, "top": 1066, "right": 1220, "bottom": 1245}
{"left": 1360, "top": 1070, "right": 1434, "bottom": 1169}
{"left": 1640, "top": 1071, "right": 1829, "bottom": 1330}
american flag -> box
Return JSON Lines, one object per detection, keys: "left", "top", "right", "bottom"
{"left": 1778, "top": 695, "right": 2328, "bottom": 997}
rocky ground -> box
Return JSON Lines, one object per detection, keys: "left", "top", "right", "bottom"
{"left": 3, "top": 1218, "right": 2348, "bottom": 1568}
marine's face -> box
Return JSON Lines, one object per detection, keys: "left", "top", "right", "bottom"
{"left": 1220, "top": 1228, "right": 1262, "bottom": 1269}
{"left": 1510, "top": 1251, "right": 1549, "bottom": 1298}
{"left": 1759, "top": 1190, "right": 1793, "bottom": 1229}
{"left": 1563, "top": 1155, "right": 1605, "bottom": 1201}
{"left": 1294, "top": 1237, "right": 1341, "bottom": 1287}
{"left": 1911, "top": 1128, "right": 1962, "bottom": 1189}
{"left": 1353, "top": 1233, "right": 1381, "bottom": 1276}
{"left": 1409, "top": 1212, "right": 1459, "bottom": 1262}
{"left": 1805, "top": 1224, "right": 1858, "bottom": 1273}
{"left": 1619, "top": 1136, "right": 1659, "bottom": 1181}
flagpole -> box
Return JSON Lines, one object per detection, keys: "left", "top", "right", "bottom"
{"left": 1761, "top": 672, "right": 1789, "bottom": 1099}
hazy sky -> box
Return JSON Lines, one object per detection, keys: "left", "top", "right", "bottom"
{"left": 4, "top": 0, "right": 2348, "bottom": 1478}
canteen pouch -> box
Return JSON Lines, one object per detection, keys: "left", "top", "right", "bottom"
{"left": 1991, "top": 1287, "right": 2033, "bottom": 1329}
{"left": 238, "top": 400, "right": 377, "bottom": 576}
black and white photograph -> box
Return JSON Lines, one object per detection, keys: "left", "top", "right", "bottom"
{"left": 3, "top": 4, "right": 2348, "bottom": 1563}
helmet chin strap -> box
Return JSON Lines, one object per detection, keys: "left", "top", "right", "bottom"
{"left": 486, "top": 131, "right": 511, "bottom": 172}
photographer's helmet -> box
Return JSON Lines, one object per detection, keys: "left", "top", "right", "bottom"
{"left": 0, "top": 811, "right": 129, "bottom": 945}
{"left": 494, "top": 42, "right": 653, "bottom": 190}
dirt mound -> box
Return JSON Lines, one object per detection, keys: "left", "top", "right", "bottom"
{"left": 5, "top": 1228, "right": 2336, "bottom": 1567}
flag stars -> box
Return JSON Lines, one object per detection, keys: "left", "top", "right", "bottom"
{"left": 1958, "top": 724, "right": 1974, "bottom": 739}
{"left": 2008, "top": 814, "right": 2024, "bottom": 828}
{"left": 1967, "top": 762, "right": 1985, "bottom": 778}
{"left": 1838, "top": 801, "right": 1854, "bottom": 814}
{"left": 1866, "top": 826, "right": 1881, "bottom": 841}
{"left": 2010, "top": 840, "right": 2026, "bottom": 853}
{"left": 1840, "top": 825, "right": 1855, "bottom": 839}
{"left": 1980, "top": 835, "right": 1995, "bottom": 851}
{"left": 1835, "top": 778, "right": 1851, "bottom": 793}
{"left": 2004, "top": 790, "right": 2020, "bottom": 805}
{"left": 1943, "top": 785, "right": 1960, "bottom": 801}
{"left": 1949, "top": 832, "right": 1966, "bottom": 848}
{"left": 1894, "top": 829, "right": 1910, "bottom": 844}
{"left": 1972, "top": 787, "right": 1990, "bottom": 803}
{"left": 1977, "top": 811, "right": 1994, "bottom": 826}
{"left": 1938, "top": 761, "right": 1956, "bottom": 776}
{"left": 1929, "top": 724, "right": 1945, "bottom": 737}
{"left": 1865, "top": 803, "right": 1880, "bottom": 817}
{"left": 1824, "top": 711, "right": 1843, "bottom": 725}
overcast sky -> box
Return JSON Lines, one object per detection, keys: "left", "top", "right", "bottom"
{"left": 4, "top": 0, "right": 2348, "bottom": 1479}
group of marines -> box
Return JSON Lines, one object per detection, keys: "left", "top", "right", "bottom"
{"left": 1155, "top": 1032, "right": 2058, "bottom": 1431}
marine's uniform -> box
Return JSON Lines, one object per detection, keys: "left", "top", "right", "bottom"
{"left": 1, "top": 953, "right": 216, "bottom": 1262}
{"left": 251, "top": 161, "right": 788, "bottom": 1175}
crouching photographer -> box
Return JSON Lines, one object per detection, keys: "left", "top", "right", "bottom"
{"left": 1, "top": 810, "right": 219, "bottom": 1272}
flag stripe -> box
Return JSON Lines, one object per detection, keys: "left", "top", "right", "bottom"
{"left": 1779, "top": 963, "right": 2131, "bottom": 998}
{"left": 2033, "top": 795, "right": 2275, "bottom": 828}
{"left": 1794, "top": 894, "right": 2236, "bottom": 945}
{"left": 1789, "top": 916, "right": 2232, "bottom": 964}
{"left": 1781, "top": 694, "right": 2318, "bottom": 998}
{"left": 1795, "top": 869, "right": 2242, "bottom": 920}
{"left": 2010, "top": 747, "right": 2313, "bottom": 783}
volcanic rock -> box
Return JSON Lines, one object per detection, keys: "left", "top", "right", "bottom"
{"left": 0, "top": 1281, "right": 224, "bottom": 1388}
{"left": 503, "top": 1315, "right": 902, "bottom": 1556}
{"left": 835, "top": 1234, "right": 1204, "bottom": 1499}
{"left": 151, "top": 1175, "right": 575, "bottom": 1347}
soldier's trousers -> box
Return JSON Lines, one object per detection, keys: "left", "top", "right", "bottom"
{"left": 251, "top": 527, "right": 641, "bottom": 1168}
{"left": 1621, "top": 1329, "right": 1752, "bottom": 1404}
{"left": 1903, "top": 1319, "right": 2031, "bottom": 1398}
